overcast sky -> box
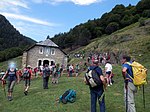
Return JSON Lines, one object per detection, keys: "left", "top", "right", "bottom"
{"left": 0, "top": 0, "right": 140, "bottom": 41}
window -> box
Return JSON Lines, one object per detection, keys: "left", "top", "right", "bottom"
{"left": 51, "top": 48, "right": 55, "bottom": 55}
{"left": 39, "top": 47, "right": 43, "bottom": 54}
{"left": 45, "top": 47, "right": 49, "bottom": 55}
{"left": 45, "top": 47, "right": 50, "bottom": 56}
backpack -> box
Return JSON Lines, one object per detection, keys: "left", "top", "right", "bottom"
{"left": 43, "top": 67, "right": 50, "bottom": 77}
{"left": 126, "top": 61, "right": 147, "bottom": 86}
{"left": 84, "top": 66, "right": 102, "bottom": 88}
{"left": 23, "top": 69, "right": 30, "bottom": 78}
{"left": 126, "top": 61, "right": 147, "bottom": 108}
{"left": 0, "top": 72, "right": 5, "bottom": 80}
{"left": 59, "top": 89, "right": 76, "bottom": 104}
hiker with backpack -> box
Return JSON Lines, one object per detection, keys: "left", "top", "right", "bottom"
{"left": 75, "top": 64, "right": 80, "bottom": 77}
{"left": 17, "top": 69, "right": 23, "bottom": 81}
{"left": 121, "top": 55, "right": 137, "bottom": 112}
{"left": 52, "top": 63, "right": 60, "bottom": 84}
{"left": 34, "top": 67, "right": 38, "bottom": 78}
{"left": 1, "top": 63, "right": 19, "bottom": 101}
{"left": 56, "top": 63, "right": 61, "bottom": 78}
{"left": 42, "top": 64, "right": 50, "bottom": 89}
{"left": 23, "top": 65, "right": 32, "bottom": 95}
{"left": 59, "top": 64, "right": 64, "bottom": 77}
{"left": 105, "top": 61, "right": 113, "bottom": 86}
{"left": 84, "top": 59, "right": 107, "bottom": 112}
{"left": 68, "top": 64, "right": 74, "bottom": 77}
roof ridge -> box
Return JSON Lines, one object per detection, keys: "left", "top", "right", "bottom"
{"left": 36, "top": 39, "right": 58, "bottom": 47}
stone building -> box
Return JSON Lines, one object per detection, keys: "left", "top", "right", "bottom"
{"left": 22, "top": 39, "right": 67, "bottom": 68}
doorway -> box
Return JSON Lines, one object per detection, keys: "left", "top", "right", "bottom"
{"left": 51, "top": 61, "right": 55, "bottom": 66}
{"left": 43, "top": 60, "right": 49, "bottom": 66}
{"left": 38, "top": 60, "right": 42, "bottom": 66}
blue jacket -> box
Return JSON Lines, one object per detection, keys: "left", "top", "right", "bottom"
{"left": 122, "top": 61, "right": 133, "bottom": 83}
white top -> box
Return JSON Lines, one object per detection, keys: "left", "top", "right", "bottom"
{"left": 69, "top": 65, "right": 73, "bottom": 71}
{"left": 105, "top": 63, "right": 112, "bottom": 72}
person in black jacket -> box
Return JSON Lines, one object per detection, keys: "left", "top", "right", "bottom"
{"left": 42, "top": 64, "right": 50, "bottom": 89}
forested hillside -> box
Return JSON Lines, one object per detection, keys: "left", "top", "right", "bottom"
{"left": 0, "top": 14, "right": 36, "bottom": 62}
{"left": 0, "top": 0, "right": 150, "bottom": 62}
{"left": 51, "top": 0, "right": 150, "bottom": 51}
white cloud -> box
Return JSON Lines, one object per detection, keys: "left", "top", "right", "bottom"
{"left": 6, "top": 0, "right": 29, "bottom": 9}
{"left": 31, "top": 0, "right": 103, "bottom": 5}
{"left": 0, "top": 12, "right": 59, "bottom": 27}
{"left": 71, "top": 0, "right": 102, "bottom": 5}
{"left": 0, "top": 0, "right": 60, "bottom": 27}
{"left": 0, "top": 0, "right": 29, "bottom": 13}
{"left": 0, "top": 0, "right": 61, "bottom": 41}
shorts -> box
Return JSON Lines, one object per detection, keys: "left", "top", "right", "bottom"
{"left": 106, "top": 71, "right": 111, "bottom": 75}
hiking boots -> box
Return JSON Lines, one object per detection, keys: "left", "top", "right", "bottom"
{"left": 7, "top": 96, "right": 13, "bottom": 101}
{"left": 24, "top": 91, "right": 28, "bottom": 95}
{"left": 44, "top": 87, "right": 48, "bottom": 89}
{"left": 110, "top": 82, "right": 113, "bottom": 85}
{"left": 52, "top": 80, "right": 58, "bottom": 84}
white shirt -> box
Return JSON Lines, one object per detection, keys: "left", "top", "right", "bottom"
{"left": 69, "top": 65, "right": 73, "bottom": 71}
{"left": 105, "top": 63, "right": 112, "bottom": 72}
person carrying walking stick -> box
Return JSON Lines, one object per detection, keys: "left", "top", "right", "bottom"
{"left": 121, "top": 55, "right": 137, "bottom": 112}
{"left": 1, "top": 63, "right": 19, "bottom": 101}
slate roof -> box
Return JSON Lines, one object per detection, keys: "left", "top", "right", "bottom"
{"left": 36, "top": 39, "right": 58, "bottom": 47}
{"left": 25, "top": 39, "right": 67, "bottom": 55}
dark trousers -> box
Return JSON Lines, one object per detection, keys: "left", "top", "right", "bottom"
{"left": 90, "top": 89, "right": 105, "bottom": 112}
{"left": 69, "top": 71, "right": 73, "bottom": 77}
{"left": 43, "top": 76, "right": 49, "bottom": 89}
{"left": 8, "top": 80, "right": 16, "bottom": 92}
{"left": 24, "top": 79, "right": 31, "bottom": 86}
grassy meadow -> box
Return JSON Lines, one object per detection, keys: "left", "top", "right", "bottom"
{"left": 0, "top": 63, "right": 150, "bottom": 112}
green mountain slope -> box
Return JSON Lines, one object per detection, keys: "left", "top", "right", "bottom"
{"left": 0, "top": 14, "right": 36, "bottom": 62}
{"left": 71, "top": 19, "right": 150, "bottom": 66}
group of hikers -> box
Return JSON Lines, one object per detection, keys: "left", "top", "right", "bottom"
{"left": 0, "top": 63, "right": 65, "bottom": 101}
{"left": 84, "top": 54, "right": 147, "bottom": 112}
{"left": 67, "top": 64, "right": 80, "bottom": 77}
{"left": 0, "top": 54, "right": 147, "bottom": 112}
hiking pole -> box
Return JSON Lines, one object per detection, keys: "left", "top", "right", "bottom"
{"left": 125, "top": 80, "right": 128, "bottom": 112}
{"left": 143, "top": 85, "right": 145, "bottom": 108}
{"left": 99, "top": 91, "right": 105, "bottom": 102}
{"left": 1, "top": 80, "right": 6, "bottom": 97}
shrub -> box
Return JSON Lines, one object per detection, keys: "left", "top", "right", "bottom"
{"left": 139, "top": 17, "right": 145, "bottom": 26}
